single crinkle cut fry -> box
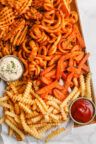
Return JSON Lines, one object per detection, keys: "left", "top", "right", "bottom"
{"left": 45, "top": 127, "right": 65, "bottom": 142}
{"left": 6, "top": 91, "right": 15, "bottom": 101}
{"left": 60, "top": 107, "right": 67, "bottom": 120}
{"left": 25, "top": 111, "right": 39, "bottom": 119}
{"left": 19, "top": 102, "right": 32, "bottom": 114}
{"left": 85, "top": 73, "right": 92, "bottom": 100}
{"left": 23, "top": 81, "right": 32, "bottom": 98}
{"left": 31, "top": 123, "right": 47, "bottom": 129}
{"left": 79, "top": 75, "right": 85, "bottom": 97}
{"left": 72, "top": 90, "right": 80, "bottom": 101}
{"left": 14, "top": 103, "right": 20, "bottom": 115}
{"left": 47, "top": 101, "right": 60, "bottom": 110}
{"left": 20, "top": 112, "right": 42, "bottom": 139}
{"left": 61, "top": 87, "right": 78, "bottom": 107}
{"left": 35, "top": 99, "right": 46, "bottom": 115}
{"left": 44, "top": 106, "right": 53, "bottom": 122}
{"left": 37, "top": 95, "right": 48, "bottom": 111}
{"left": 45, "top": 95, "right": 61, "bottom": 105}
{"left": 31, "top": 89, "right": 48, "bottom": 111}
{"left": 50, "top": 113, "right": 60, "bottom": 121}
{"left": 27, "top": 115, "right": 43, "bottom": 124}
{"left": 5, "top": 119, "right": 25, "bottom": 140}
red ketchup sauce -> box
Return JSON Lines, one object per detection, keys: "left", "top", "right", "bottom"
{"left": 71, "top": 98, "right": 94, "bottom": 123}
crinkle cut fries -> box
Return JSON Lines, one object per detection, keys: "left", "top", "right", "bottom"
{"left": 0, "top": 0, "right": 93, "bottom": 142}
{"left": 0, "top": 73, "right": 93, "bottom": 141}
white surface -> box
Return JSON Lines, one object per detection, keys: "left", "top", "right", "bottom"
{"left": 77, "top": 0, "right": 96, "bottom": 96}
{"left": 1, "top": 0, "right": 96, "bottom": 144}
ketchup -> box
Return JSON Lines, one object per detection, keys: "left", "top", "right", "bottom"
{"left": 71, "top": 98, "right": 94, "bottom": 123}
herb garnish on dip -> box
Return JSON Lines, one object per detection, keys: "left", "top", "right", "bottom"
{"left": 0, "top": 56, "right": 24, "bottom": 81}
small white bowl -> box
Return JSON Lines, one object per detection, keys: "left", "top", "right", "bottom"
{"left": 0, "top": 55, "right": 24, "bottom": 82}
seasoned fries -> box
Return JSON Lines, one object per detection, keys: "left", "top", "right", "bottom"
{"left": 0, "top": 0, "right": 93, "bottom": 142}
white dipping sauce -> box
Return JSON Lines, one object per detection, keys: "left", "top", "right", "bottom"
{"left": 0, "top": 56, "right": 23, "bottom": 81}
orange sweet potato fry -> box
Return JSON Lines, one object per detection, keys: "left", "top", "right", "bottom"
{"left": 82, "top": 64, "right": 90, "bottom": 72}
{"left": 53, "top": 89, "right": 66, "bottom": 101}
{"left": 62, "top": 72, "right": 74, "bottom": 93}
{"left": 67, "top": 67, "right": 81, "bottom": 75}
{"left": 45, "top": 70, "right": 56, "bottom": 78}
{"left": 37, "top": 81, "right": 58, "bottom": 94}
{"left": 48, "top": 54, "right": 61, "bottom": 66}
{"left": 78, "top": 53, "right": 90, "bottom": 70}
{"left": 56, "top": 84, "right": 64, "bottom": 90}
{"left": 56, "top": 56, "right": 68, "bottom": 80}
{"left": 41, "top": 76, "right": 52, "bottom": 85}
{"left": 40, "top": 65, "right": 55, "bottom": 76}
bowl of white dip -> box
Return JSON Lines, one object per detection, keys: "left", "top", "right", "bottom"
{"left": 0, "top": 55, "right": 24, "bottom": 82}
